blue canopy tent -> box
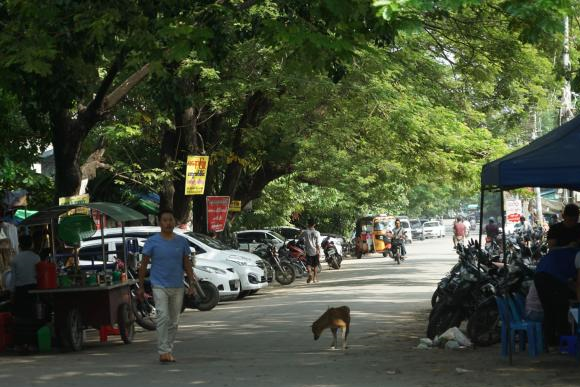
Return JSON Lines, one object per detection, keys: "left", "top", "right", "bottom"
{"left": 482, "top": 114, "right": 580, "bottom": 190}
{"left": 478, "top": 116, "right": 580, "bottom": 365}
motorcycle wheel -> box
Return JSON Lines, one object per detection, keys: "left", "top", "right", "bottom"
{"left": 275, "top": 261, "right": 296, "bottom": 285}
{"left": 466, "top": 301, "right": 501, "bottom": 347}
{"left": 335, "top": 254, "right": 342, "bottom": 269}
{"left": 356, "top": 250, "right": 362, "bottom": 259}
{"left": 382, "top": 251, "right": 388, "bottom": 257}
{"left": 395, "top": 251, "right": 401, "bottom": 265}
{"left": 131, "top": 289, "right": 157, "bottom": 331}
{"left": 190, "top": 281, "right": 220, "bottom": 311}
{"left": 426, "top": 304, "right": 462, "bottom": 339}
{"left": 431, "top": 288, "right": 442, "bottom": 307}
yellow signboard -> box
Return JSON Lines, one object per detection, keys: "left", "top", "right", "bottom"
{"left": 58, "top": 194, "right": 90, "bottom": 206}
{"left": 185, "top": 155, "right": 209, "bottom": 195}
{"left": 58, "top": 194, "right": 90, "bottom": 215}
{"left": 229, "top": 200, "right": 242, "bottom": 212}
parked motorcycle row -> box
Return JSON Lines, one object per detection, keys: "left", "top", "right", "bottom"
{"left": 255, "top": 235, "right": 344, "bottom": 286}
{"left": 427, "top": 230, "right": 544, "bottom": 347}
{"left": 128, "top": 233, "right": 346, "bottom": 332}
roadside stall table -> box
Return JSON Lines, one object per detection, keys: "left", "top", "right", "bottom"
{"left": 29, "top": 281, "right": 136, "bottom": 351}
{"left": 20, "top": 202, "right": 146, "bottom": 352}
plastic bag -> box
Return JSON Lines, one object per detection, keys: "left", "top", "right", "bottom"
{"left": 437, "top": 327, "right": 472, "bottom": 347}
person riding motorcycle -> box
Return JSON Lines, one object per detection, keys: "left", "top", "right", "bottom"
{"left": 390, "top": 219, "right": 407, "bottom": 258}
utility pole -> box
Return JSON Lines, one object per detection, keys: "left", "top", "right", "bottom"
{"left": 561, "top": 16, "right": 574, "bottom": 204}
{"left": 532, "top": 112, "right": 544, "bottom": 225}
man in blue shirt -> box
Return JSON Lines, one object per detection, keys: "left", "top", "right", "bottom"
{"left": 137, "top": 209, "right": 196, "bottom": 363}
{"left": 535, "top": 247, "right": 580, "bottom": 347}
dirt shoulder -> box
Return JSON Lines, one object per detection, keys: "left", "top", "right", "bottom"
{"left": 369, "top": 308, "right": 580, "bottom": 387}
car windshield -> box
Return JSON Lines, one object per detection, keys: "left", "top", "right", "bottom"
{"left": 268, "top": 231, "right": 285, "bottom": 240}
{"left": 424, "top": 222, "right": 438, "bottom": 227}
{"left": 185, "top": 232, "right": 229, "bottom": 250}
{"left": 400, "top": 221, "right": 410, "bottom": 228}
{"left": 410, "top": 220, "right": 421, "bottom": 228}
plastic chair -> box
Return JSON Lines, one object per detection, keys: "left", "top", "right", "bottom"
{"left": 511, "top": 293, "right": 544, "bottom": 354}
{"left": 495, "top": 295, "right": 541, "bottom": 358}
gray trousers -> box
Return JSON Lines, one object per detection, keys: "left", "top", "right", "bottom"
{"left": 152, "top": 287, "right": 184, "bottom": 354}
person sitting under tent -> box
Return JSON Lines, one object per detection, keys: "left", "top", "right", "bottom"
{"left": 547, "top": 204, "right": 580, "bottom": 248}
{"left": 535, "top": 247, "right": 580, "bottom": 348}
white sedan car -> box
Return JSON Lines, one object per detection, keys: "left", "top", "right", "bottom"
{"left": 85, "top": 226, "right": 268, "bottom": 298}
{"left": 79, "top": 236, "right": 241, "bottom": 300}
{"left": 421, "top": 221, "right": 445, "bottom": 239}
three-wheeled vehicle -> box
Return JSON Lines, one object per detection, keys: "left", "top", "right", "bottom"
{"left": 354, "top": 215, "right": 395, "bottom": 259}
{"left": 21, "top": 202, "right": 146, "bottom": 351}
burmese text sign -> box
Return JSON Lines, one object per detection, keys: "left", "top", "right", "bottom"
{"left": 206, "top": 196, "right": 230, "bottom": 232}
{"left": 185, "top": 156, "right": 209, "bottom": 195}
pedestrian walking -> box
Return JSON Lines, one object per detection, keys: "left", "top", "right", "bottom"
{"left": 452, "top": 216, "right": 466, "bottom": 248}
{"left": 137, "top": 209, "right": 196, "bottom": 363}
{"left": 300, "top": 218, "right": 321, "bottom": 284}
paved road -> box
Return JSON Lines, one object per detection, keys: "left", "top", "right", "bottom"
{"left": 1, "top": 237, "right": 459, "bottom": 387}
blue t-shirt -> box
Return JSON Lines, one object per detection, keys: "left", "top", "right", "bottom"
{"left": 142, "top": 233, "right": 190, "bottom": 288}
{"left": 536, "top": 247, "right": 580, "bottom": 284}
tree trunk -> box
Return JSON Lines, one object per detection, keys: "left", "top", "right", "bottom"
{"left": 51, "top": 111, "right": 89, "bottom": 200}
{"left": 159, "top": 107, "right": 198, "bottom": 225}
{"left": 220, "top": 91, "right": 272, "bottom": 198}
{"left": 172, "top": 107, "right": 196, "bottom": 224}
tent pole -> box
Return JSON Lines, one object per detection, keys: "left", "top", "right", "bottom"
{"left": 500, "top": 189, "right": 513, "bottom": 364}
{"left": 479, "top": 188, "right": 485, "bottom": 247}
{"left": 501, "top": 190, "right": 507, "bottom": 263}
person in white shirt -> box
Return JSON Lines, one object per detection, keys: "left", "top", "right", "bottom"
{"left": 299, "top": 219, "right": 321, "bottom": 284}
{"left": 462, "top": 218, "right": 471, "bottom": 238}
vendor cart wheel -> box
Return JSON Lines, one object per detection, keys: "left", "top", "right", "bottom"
{"left": 118, "top": 303, "right": 135, "bottom": 344}
{"left": 62, "top": 308, "right": 84, "bottom": 351}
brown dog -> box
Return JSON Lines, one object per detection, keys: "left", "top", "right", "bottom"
{"left": 311, "top": 306, "right": 350, "bottom": 350}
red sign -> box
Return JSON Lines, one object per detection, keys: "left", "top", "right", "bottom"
{"left": 507, "top": 213, "right": 521, "bottom": 222}
{"left": 206, "top": 196, "right": 230, "bottom": 232}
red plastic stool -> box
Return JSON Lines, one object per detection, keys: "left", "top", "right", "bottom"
{"left": 0, "top": 312, "right": 14, "bottom": 351}
{"left": 99, "top": 325, "right": 120, "bottom": 342}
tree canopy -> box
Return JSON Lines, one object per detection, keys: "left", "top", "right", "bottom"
{"left": 1, "top": 0, "right": 577, "bottom": 234}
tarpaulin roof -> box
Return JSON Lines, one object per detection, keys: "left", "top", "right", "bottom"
{"left": 19, "top": 202, "right": 146, "bottom": 226}
{"left": 481, "top": 115, "right": 580, "bottom": 190}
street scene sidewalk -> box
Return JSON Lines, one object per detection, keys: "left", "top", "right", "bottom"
{"left": 1, "top": 237, "right": 579, "bottom": 387}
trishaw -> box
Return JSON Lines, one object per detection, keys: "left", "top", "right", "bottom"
{"left": 21, "top": 202, "right": 146, "bottom": 351}
{"left": 354, "top": 215, "right": 395, "bottom": 259}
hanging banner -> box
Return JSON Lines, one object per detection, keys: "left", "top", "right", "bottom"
{"left": 185, "top": 155, "right": 209, "bottom": 195}
{"left": 229, "top": 200, "right": 242, "bottom": 213}
{"left": 206, "top": 196, "right": 230, "bottom": 232}
{"left": 505, "top": 199, "right": 523, "bottom": 223}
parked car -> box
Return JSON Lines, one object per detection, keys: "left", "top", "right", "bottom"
{"left": 268, "top": 226, "right": 301, "bottom": 240}
{"left": 85, "top": 226, "right": 268, "bottom": 298}
{"left": 400, "top": 219, "right": 413, "bottom": 244}
{"left": 235, "top": 229, "right": 286, "bottom": 253}
{"left": 79, "top": 237, "right": 241, "bottom": 300}
{"left": 410, "top": 219, "right": 423, "bottom": 240}
{"left": 421, "top": 221, "right": 445, "bottom": 239}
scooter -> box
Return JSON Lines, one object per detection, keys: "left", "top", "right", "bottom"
{"left": 321, "top": 236, "right": 342, "bottom": 269}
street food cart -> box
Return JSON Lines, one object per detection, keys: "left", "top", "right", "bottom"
{"left": 21, "top": 202, "right": 146, "bottom": 351}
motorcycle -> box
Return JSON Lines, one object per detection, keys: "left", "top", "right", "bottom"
{"left": 120, "top": 254, "right": 220, "bottom": 331}
{"left": 321, "top": 236, "right": 342, "bottom": 269}
{"left": 253, "top": 241, "right": 296, "bottom": 285}
{"left": 427, "top": 243, "right": 490, "bottom": 339}
{"left": 427, "top": 240, "right": 533, "bottom": 345}
{"left": 279, "top": 239, "right": 320, "bottom": 275}
{"left": 388, "top": 230, "right": 406, "bottom": 264}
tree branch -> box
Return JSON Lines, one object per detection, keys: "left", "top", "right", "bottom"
{"left": 83, "top": 51, "right": 126, "bottom": 122}
{"left": 102, "top": 63, "right": 151, "bottom": 112}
